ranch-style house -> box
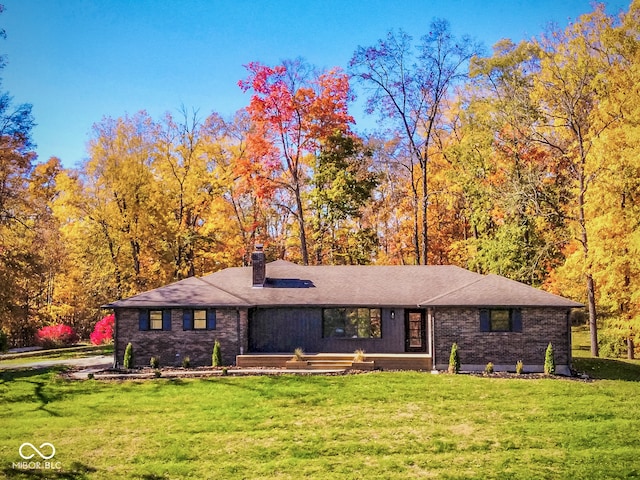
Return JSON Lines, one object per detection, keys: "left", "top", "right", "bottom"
{"left": 106, "top": 246, "right": 582, "bottom": 374}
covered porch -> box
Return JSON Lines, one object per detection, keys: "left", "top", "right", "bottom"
{"left": 236, "top": 352, "right": 432, "bottom": 371}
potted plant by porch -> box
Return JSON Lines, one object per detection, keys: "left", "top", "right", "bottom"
{"left": 351, "top": 349, "right": 375, "bottom": 370}
{"left": 285, "top": 348, "right": 310, "bottom": 369}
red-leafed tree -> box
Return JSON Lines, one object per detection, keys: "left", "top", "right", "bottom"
{"left": 90, "top": 313, "right": 115, "bottom": 345}
{"left": 239, "top": 59, "right": 354, "bottom": 264}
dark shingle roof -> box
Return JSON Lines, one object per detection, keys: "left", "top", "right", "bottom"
{"left": 106, "top": 260, "right": 582, "bottom": 309}
{"left": 419, "top": 274, "right": 582, "bottom": 308}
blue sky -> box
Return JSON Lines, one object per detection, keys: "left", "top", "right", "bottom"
{"left": 1, "top": 0, "right": 631, "bottom": 168}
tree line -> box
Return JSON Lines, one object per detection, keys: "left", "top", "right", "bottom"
{"left": 1, "top": 2, "right": 639, "bottom": 357}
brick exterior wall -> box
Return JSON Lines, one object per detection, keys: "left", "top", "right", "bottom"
{"left": 433, "top": 307, "right": 571, "bottom": 372}
{"left": 114, "top": 307, "right": 245, "bottom": 367}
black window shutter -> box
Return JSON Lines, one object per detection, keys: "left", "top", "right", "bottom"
{"left": 162, "top": 310, "right": 172, "bottom": 331}
{"left": 479, "top": 309, "right": 490, "bottom": 332}
{"left": 512, "top": 309, "right": 523, "bottom": 332}
{"left": 206, "top": 309, "right": 216, "bottom": 330}
{"left": 139, "top": 310, "right": 149, "bottom": 331}
{"left": 183, "top": 310, "right": 193, "bottom": 330}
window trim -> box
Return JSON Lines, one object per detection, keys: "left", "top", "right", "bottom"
{"left": 149, "top": 310, "right": 164, "bottom": 331}
{"left": 322, "top": 307, "right": 382, "bottom": 339}
{"left": 193, "top": 310, "right": 207, "bottom": 330}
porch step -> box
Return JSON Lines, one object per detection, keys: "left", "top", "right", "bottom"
{"left": 306, "top": 360, "right": 354, "bottom": 370}
{"left": 235, "top": 353, "right": 431, "bottom": 371}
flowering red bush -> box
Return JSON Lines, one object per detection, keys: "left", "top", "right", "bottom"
{"left": 36, "top": 324, "right": 78, "bottom": 348}
{"left": 90, "top": 314, "right": 115, "bottom": 345}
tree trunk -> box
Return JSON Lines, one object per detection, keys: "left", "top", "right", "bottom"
{"left": 578, "top": 168, "right": 598, "bottom": 357}
{"left": 421, "top": 161, "right": 428, "bottom": 265}
{"left": 294, "top": 184, "right": 309, "bottom": 266}
{"left": 586, "top": 273, "right": 599, "bottom": 357}
{"left": 628, "top": 338, "right": 635, "bottom": 360}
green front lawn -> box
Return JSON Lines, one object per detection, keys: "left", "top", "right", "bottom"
{"left": 1, "top": 368, "right": 640, "bottom": 479}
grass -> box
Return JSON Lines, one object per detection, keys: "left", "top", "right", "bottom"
{"left": 572, "top": 325, "right": 640, "bottom": 381}
{"left": 1, "top": 331, "right": 640, "bottom": 479}
{"left": 2, "top": 368, "right": 640, "bottom": 479}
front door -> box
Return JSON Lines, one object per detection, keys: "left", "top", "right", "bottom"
{"left": 405, "top": 310, "right": 427, "bottom": 352}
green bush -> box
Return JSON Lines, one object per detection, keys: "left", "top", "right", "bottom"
{"left": 599, "top": 330, "right": 627, "bottom": 358}
{"left": 212, "top": 340, "right": 222, "bottom": 367}
{"left": 124, "top": 342, "right": 134, "bottom": 369}
{"left": 516, "top": 360, "right": 524, "bottom": 375}
{"left": 448, "top": 343, "right": 460, "bottom": 374}
{"left": 484, "top": 362, "right": 494, "bottom": 374}
{"left": 544, "top": 342, "right": 555, "bottom": 375}
{"left": 182, "top": 356, "right": 191, "bottom": 368}
{"left": 150, "top": 356, "right": 159, "bottom": 369}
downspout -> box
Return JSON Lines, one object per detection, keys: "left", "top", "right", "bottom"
{"left": 429, "top": 308, "right": 437, "bottom": 373}
{"left": 236, "top": 309, "right": 242, "bottom": 357}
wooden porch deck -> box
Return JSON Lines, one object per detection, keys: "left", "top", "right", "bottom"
{"left": 236, "top": 353, "right": 432, "bottom": 371}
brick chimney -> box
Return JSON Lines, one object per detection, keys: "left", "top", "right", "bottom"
{"left": 251, "top": 244, "right": 266, "bottom": 287}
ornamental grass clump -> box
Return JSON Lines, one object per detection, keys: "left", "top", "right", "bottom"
{"left": 124, "top": 342, "right": 134, "bottom": 369}
{"left": 516, "top": 360, "right": 524, "bottom": 375}
{"left": 448, "top": 343, "right": 460, "bottom": 374}
{"left": 485, "top": 362, "right": 494, "bottom": 374}
{"left": 212, "top": 340, "right": 222, "bottom": 367}
{"left": 292, "top": 347, "right": 305, "bottom": 362}
{"left": 544, "top": 342, "right": 555, "bottom": 375}
{"left": 353, "top": 349, "right": 366, "bottom": 362}
{"left": 150, "top": 356, "right": 159, "bottom": 369}
{"left": 182, "top": 356, "right": 191, "bottom": 368}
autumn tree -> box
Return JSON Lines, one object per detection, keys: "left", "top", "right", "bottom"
{"left": 239, "top": 59, "right": 354, "bottom": 264}
{"left": 449, "top": 39, "right": 570, "bottom": 285}
{"left": 584, "top": 0, "right": 640, "bottom": 358}
{"left": 0, "top": 7, "right": 41, "bottom": 346}
{"left": 153, "top": 109, "right": 228, "bottom": 279}
{"left": 309, "top": 132, "right": 379, "bottom": 264}
{"left": 349, "top": 22, "right": 481, "bottom": 264}
{"left": 530, "top": 5, "right": 619, "bottom": 356}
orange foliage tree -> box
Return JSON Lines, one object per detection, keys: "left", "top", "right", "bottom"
{"left": 239, "top": 59, "right": 354, "bottom": 264}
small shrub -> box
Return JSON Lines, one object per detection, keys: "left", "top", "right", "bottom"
{"left": 124, "top": 342, "right": 134, "bottom": 369}
{"left": 212, "top": 340, "right": 222, "bottom": 367}
{"left": 515, "top": 360, "right": 524, "bottom": 375}
{"left": 87, "top": 373, "right": 95, "bottom": 380}
{"left": 154, "top": 369, "right": 162, "bottom": 378}
{"left": 353, "top": 349, "right": 366, "bottom": 362}
{"left": 90, "top": 313, "right": 115, "bottom": 345}
{"left": 448, "top": 343, "right": 460, "bottom": 374}
{"left": 222, "top": 367, "right": 228, "bottom": 376}
{"left": 150, "top": 356, "right": 159, "bottom": 369}
{"left": 544, "top": 342, "right": 555, "bottom": 375}
{"left": 484, "top": 362, "right": 494, "bottom": 374}
{"left": 36, "top": 324, "right": 78, "bottom": 349}
{"left": 182, "top": 356, "right": 191, "bottom": 368}
{"left": 292, "top": 347, "right": 305, "bottom": 361}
